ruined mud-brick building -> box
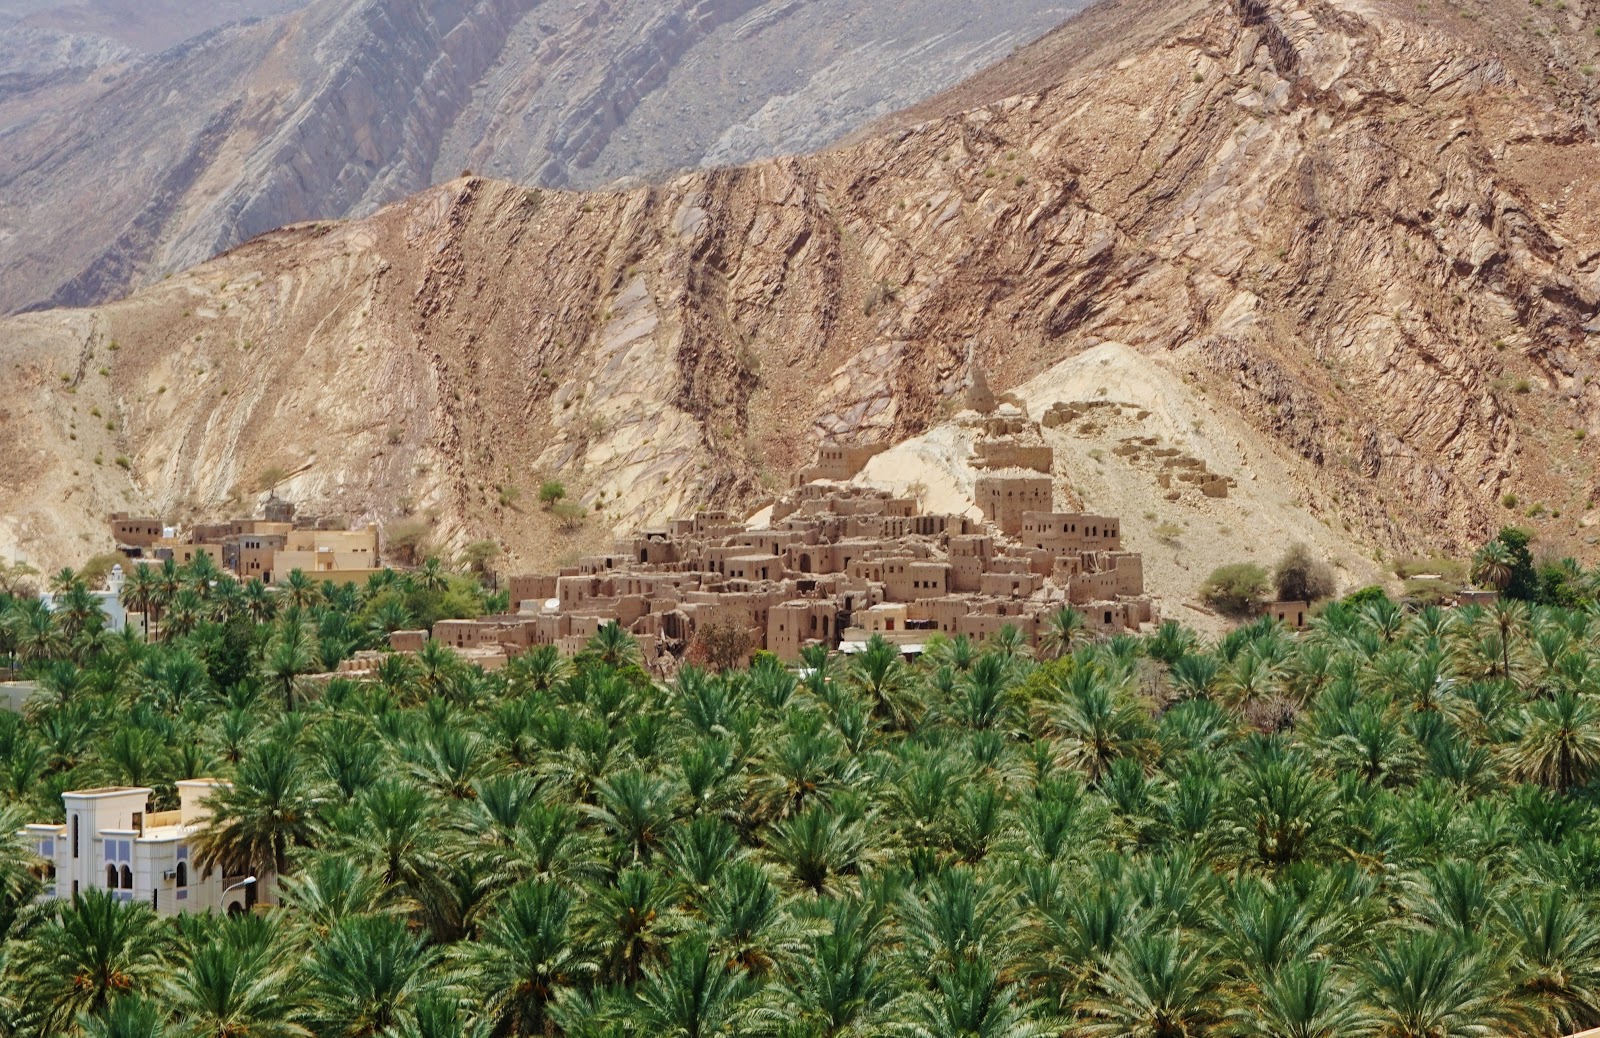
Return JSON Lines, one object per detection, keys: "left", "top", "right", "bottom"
{"left": 109, "top": 496, "right": 381, "bottom": 587}
{"left": 431, "top": 431, "right": 1156, "bottom": 668}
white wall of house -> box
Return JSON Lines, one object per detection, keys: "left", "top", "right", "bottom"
{"left": 22, "top": 781, "right": 252, "bottom": 916}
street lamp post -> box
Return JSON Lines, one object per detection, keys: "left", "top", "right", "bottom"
{"left": 221, "top": 875, "right": 257, "bottom": 911}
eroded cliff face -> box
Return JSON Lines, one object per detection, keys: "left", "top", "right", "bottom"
{"left": 3, "top": 0, "right": 1598, "bottom": 574}
{"left": 0, "top": 0, "right": 1074, "bottom": 314}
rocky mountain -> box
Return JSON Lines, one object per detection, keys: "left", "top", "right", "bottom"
{"left": 0, "top": 0, "right": 1075, "bottom": 315}
{"left": 0, "top": 0, "right": 309, "bottom": 51}
{"left": 4, "top": 0, "right": 1599, "bottom": 606}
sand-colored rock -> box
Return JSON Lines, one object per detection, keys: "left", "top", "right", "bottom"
{"left": 4, "top": 0, "right": 1600, "bottom": 575}
{"left": 0, "top": 0, "right": 1075, "bottom": 314}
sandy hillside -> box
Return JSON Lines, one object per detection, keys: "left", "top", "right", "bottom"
{"left": 854, "top": 344, "right": 1387, "bottom": 635}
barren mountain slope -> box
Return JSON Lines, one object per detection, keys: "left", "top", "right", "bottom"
{"left": 2, "top": 0, "right": 309, "bottom": 51}
{"left": 0, "top": 0, "right": 1076, "bottom": 315}
{"left": 4, "top": 0, "right": 1599, "bottom": 582}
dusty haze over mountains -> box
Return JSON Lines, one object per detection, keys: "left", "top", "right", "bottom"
{"left": 4, "top": 0, "right": 1600, "bottom": 616}
{"left": 0, "top": 0, "right": 1078, "bottom": 314}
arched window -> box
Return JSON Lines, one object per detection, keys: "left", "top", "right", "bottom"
{"left": 106, "top": 864, "right": 117, "bottom": 889}
{"left": 120, "top": 865, "right": 133, "bottom": 890}
{"left": 175, "top": 862, "right": 188, "bottom": 888}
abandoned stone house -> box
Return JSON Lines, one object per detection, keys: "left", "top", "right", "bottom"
{"left": 414, "top": 463, "right": 1156, "bottom": 669}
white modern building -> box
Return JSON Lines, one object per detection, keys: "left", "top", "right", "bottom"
{"left": 21, "top": 780, "right": 257, "bottom": 915}
{"left": 39, "top": 563, "right": 128, "bottom": 634}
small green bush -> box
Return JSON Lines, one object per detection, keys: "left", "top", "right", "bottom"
{"left": 1200, "top": 563, "right": 1270, "bottom": 616}
{"left": 538, "top": 481, "right": 567, "bottom": 508}
{"left": 1341, "top": 585, "right": 1391, "bottom": 608}
{"left": 552, "top": 501, "right": 587, "bottom": 531}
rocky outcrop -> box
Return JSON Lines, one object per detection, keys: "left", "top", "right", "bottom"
{"left": 0, "top": 0, "right": 1074, "bottom": 314}
{"left": 3, "top": 0, "right": 1599, "bottom": 572}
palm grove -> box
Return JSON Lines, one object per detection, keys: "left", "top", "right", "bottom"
{"left": 5, "top": 552, "right": 1600, "bottom": 1037}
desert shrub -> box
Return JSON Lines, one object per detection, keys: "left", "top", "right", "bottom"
{"left": 1200, "top": 563, "right": 1269, "bottom": 616}
{"left": 686, "top": 618, "right": 755, "bottom": 672}
{"left": 460, "top": 540, "right": 501, "bottom": 575}
{"left": 1272, "top": 543, "right": 1336, "bottom": 603}
{"left": 254, "top": 465, "right": 290, "bottom": 494}
{"left": 384, "top": 519, "right": 433, "bottom": 567}
{"left": 77, "top": 553, "right": 127, "bottom": 590}
{"left": 1402, "top": 577, "right": 1455, "bottom": 606}
{"left": 538, "top": 481, "right": 567, "bottom": 508}
{"left": 1341, "top": 585, "right": 1390, "bottom": 608}
{"left": 552, "top": 501, "right": 587, "bottom": 531}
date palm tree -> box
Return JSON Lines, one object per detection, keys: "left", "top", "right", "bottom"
{"left": 171, "top": 915, "right": 308, "bottom": 1038}
{"left": 587, "top": 621, "right": 642, "bottom": 670}
{"left": 1047, "top": 667, "right": 1155, "bottom": 784}
{"left": 1506, "top": 690, "right": 1600, "bottom": 791}
{"left": 413, "top": 557, "right": 451, "bottom": 593}
{"left": 77, "top": 996, "right": 169, "bottom": 1038}
{"left": 264, "top": 620, "right": 319, "bottom": 712}
{"left": 185, "top": 551, "right": 222, "bottom": 596}
{"left": 452, "top": 879, "right": 593, "bottom": 1036}
{"left": 1040, "top": 606, "right": 1089, "bottom": 660}
{"left": 364, "top": 598, "right": 414, "bottom": 644}
{"left": 1223, "top": 959, "right": 1374, "bottom": 1038}
{"left": 276, "top": 855, "right": 398, "bottom": 936}
{"left": 1500, "top": 887, "right": 1600, "bottom": 1031}
{"left": 588, "top": 768, "right": 677, "bottom": 865}
{"left": 55, "top": 581, "right": 105, "bottom": 645}
{"left": 1360, "top": 930, "right": 1520, "bottom": 1038}
{"left": 152, "top": 558, "right": 184, "bottom": 638}
{"left": 193, "top": 740, "right": 326, "bottom": 891}
{"left": 242, "top": 578, "right": 276, "bottom": 624}
{"left": 632, "top": 934, "right": 771, "bottom": 1038}
{"left": 162, "top": 589, "right": 205, "bottom": 640}
{"left": 1078, "top": 929, "right": 1223, "bottom": 1038}
{"left": 9, "top": 597, "right": 66, "bottom": 663}
{"left": 505, "top": 643, "right": 571, "bottom": 694}
{"left": 14, "top": 888, "right": 171, "bottom": 1033}
{"left": 784, "top": 900, "right": 899, "bottom": 1037}
{"left": 908, "top": 956, "right": 1055, "bottom": 1038}
{"left": 301, "top": 913, "right": 445, "bottom": 1037}
{"left": 848, "top": 635, "right": 920, "bottom": 730}
{"left": 1470, "top": 541, "right": 1515, "bottom": 592}
{"left": 280, "top": 569, "right": 322, "bottom": 612}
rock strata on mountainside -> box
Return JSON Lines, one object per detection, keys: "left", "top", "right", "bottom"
{"left": 0, "top": 0, "right": 1076, "bottom": 314}
{"left": 1, "top": 0, "right": 1597, "bottom": 578}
